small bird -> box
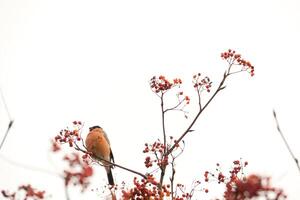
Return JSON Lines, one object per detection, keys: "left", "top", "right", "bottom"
{"left": 85, "top": 126, "right": 114, "bottom": 185}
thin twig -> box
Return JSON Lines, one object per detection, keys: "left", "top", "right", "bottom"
{"left": 164, "top": 99, "right": 185, "bottom": 113}
{"left": 189, "top": 180, "right": 201, "bottom": 199}
{"left": 228, "top": 69, "right": 245, "bottom": 76}
{"left": 169, "top": 141, "right": 185, "bottom": 198}
{"left": 0, "top": 87, "right": 14, "bottom": 151}
{"left": 196, "top": 87, "right": 202, "bottom": 110}
{"left": 0, "top": 120, "right": 14, "bottom": 150}
{"left": 170, "top": 154, "right": 176, "bottom": 200}
{"left": 273, "top": 110, "right": 300, "bottom": 173}
{"left": 172, "top": 140, "right": 185, "bottom": 159}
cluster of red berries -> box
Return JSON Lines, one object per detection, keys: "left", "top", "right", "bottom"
{"left": 54, "top": 121, "right": 83, "bottom": 148}
{"left": 51, "top": 122, "right": 93, "bottom": 192}
{"left": 122, "top": 176, "right": 171, "bottom": 200}
{"left": 204, "top": 160, "right": 286, "bottom": 200}
{"left": 63, "top": 153, "right": 93, "bottom": 191}
{"left": 204, "top": 170, "right": 210, "bottom": 182}
{"left": 174, "top": 182, "right": 208, "bottom": 199}
{"left": 221, "top": 49, "right": 255, "bottom": 76}
{"left": 230, "top": 160, "right": 247, "bottom": 177}
{"left": 1, "top": 184, "right": 45, "bottom": 200}
{"left": 144, "top": 156, "right": 153, "bottom": 168}
{"left": 204, "top": 160, "right": 247, "bottom": 184}
{"left": 170, "top": 180, "right": 209, "bottom": 199}
{"left": 51, "top": 139, "right": 61, "bottom": 152}
{"left": 143, "top": 137, "right": 183, "bottom": 168}
{"left": 184, "top": 95, "right": 190, "bottom": 105}
{"left": 168, "top": 136, "right": 182, "bottom": 149}
{"left": 192, "top": 73, "right": 212, "bottom": 93}
{"left": 81, "top": 152, "right": 93, "bottom": 162}
{"left": 224, "top": 174, "right": 286, "bottom": 200}
{"left": 150, "top": 75, "right": 182, "bottom": 94}
{"left": 143, "top": 141, "right": 169, "bottom": 168}
{"left": 176, "top": 91, "right": 190, "bottom": 105}
{"left": 143, "top": 141, "right": 165, "bottom": 154}
{"left": 175, "top": 183, "right": 193, "bottom": 199}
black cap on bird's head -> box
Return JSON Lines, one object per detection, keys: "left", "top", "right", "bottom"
{"left": 89, "top": 125, "right": 102, "bottom": 131}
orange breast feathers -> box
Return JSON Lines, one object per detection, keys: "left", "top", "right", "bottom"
{"left": 85, "top": 127, "right": 111, "bottom": 162}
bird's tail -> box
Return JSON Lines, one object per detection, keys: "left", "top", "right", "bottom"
{"left": 107, "top": 168, "right": 114, "bottom": 185}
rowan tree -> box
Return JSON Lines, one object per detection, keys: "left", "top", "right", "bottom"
{"left": 1, "top": 50, "right": 287, "bottom": 200}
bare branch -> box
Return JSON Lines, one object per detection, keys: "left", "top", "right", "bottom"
{"left": 0, "top": 120, "right": 14, "bottom": 151}
{"left": 196, "top": 87, "right": 202, "bottom": 110}
{"left": 160, "top": 94, "right": 167, "bottom": 154}
{"left": 273, "top": 110, "right": 300, "bottom": 173}
{"left": 0, "top": 87, "right": 14, "bottom": 151}
{"left": 170, "top": 154, "right": 176, "bottom": 200}
{"left": 159, "top": 93, "right": 168, "bottom": 187}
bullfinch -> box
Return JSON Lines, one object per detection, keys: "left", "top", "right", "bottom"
{"left": 85, "top": 126, "right": 114, "bottom": 185}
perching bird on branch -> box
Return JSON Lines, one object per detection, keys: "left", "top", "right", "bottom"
{"left": 85, "top": 126, "right": 114, "bottom": 185}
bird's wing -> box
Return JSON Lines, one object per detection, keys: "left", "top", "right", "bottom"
{"left": 103, "top": 130, "right": 110, "bottom": 145}
{"left": 103, "top": 130, "right": 115, "bottom": 164}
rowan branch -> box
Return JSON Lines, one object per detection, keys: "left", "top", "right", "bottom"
{"left": 273, "top": 110, "right": 300, "bottom": 173}
{"left": 0, "top": 120, "right": 14, "bottom": 151}
{"left": 0, "top": 87, "right": 14, "bottom": 151}
{"left": 166, "top": 70, "right": 229, "bottom": 155}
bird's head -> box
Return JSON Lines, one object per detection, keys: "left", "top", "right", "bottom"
{"left": 89, "top": 125, "right": 102, "bottom": 131}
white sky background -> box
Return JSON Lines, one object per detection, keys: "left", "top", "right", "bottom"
{"left": 1, "top": 0, "right": 300, "bottom": 199}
